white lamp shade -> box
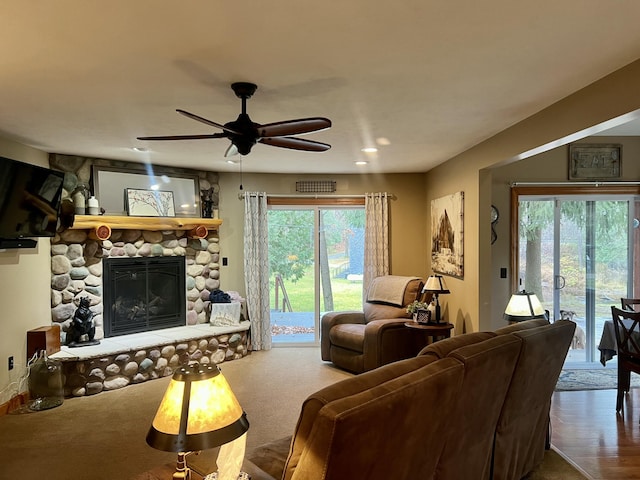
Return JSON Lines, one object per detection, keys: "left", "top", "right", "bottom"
{"left": 422, "top": 275, "right": 450, "bottom": 294}
{"left": 504, "top": 291, "right": 546, "bottom": 322}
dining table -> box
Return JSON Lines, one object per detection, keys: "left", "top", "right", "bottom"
{"left": 598, "top": 317, "right": 640, "bottom": 366}
{"left": 598, "top": 319, "right": 619, "bottom": 366}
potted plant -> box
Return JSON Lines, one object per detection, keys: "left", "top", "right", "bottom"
{"left": 406, "top": 301, "right": 432, "bottom": 323}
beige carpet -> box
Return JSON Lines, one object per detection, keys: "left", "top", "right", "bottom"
{"left": 0, "top": 347, "right": 588, "bottom": 479}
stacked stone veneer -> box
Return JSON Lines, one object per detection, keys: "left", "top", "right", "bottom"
{"left": 46, "top": 154, "right": 251, "bottom": 397}
{"left": 51, "top": 228, "right": 222, "bottom": 340}
{"left": 60, "top": 329, "right": 248, "bottom": 397}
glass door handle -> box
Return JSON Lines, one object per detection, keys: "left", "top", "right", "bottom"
{"left": 554, "top": 275, "right": 566, "bottom": 290}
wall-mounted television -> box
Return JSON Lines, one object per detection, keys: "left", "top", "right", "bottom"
{"left": 0, "top": 156, "right": 65, "bottom": 245}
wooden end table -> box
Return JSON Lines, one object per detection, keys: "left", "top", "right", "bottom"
{"left": 404, "top": 321, "right": 454, "bottom": 343}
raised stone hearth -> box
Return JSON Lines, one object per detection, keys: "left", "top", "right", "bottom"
{"left": 51, "top": 323, "right": 250, "bottom": 397}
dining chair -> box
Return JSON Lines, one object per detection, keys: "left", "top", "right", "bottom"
{"left": 610, "top": 306, "right": 640, "bottom": 417}
{"left": 621, "top": 298, "right": 640, "bottom": 311}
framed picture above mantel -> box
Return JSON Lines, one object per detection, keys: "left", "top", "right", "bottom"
{"left": 568, "top": 143, "right": 622, "bottom": 181}
{"left": 93, "top": 165, "right": 200, "bottom": 217}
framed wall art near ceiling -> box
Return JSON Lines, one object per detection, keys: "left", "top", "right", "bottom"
{"left": 431, "top": 191, "right": 464, "bottom": 278}
{"left": 125, "top": 188, "right": 175, "bottom": 217}
{"left": 568, "top": 144, "right": 622, "bottom": 180}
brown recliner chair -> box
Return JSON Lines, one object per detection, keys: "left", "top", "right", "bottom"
{"left": 320, "top": 275, "right": 426, "bottom": 373}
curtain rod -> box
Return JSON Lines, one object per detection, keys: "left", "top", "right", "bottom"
{"left": 510, "top": 181, "right": 640, "bottom": 187}
{"left": 237, "top": 192, "right": 394, "bottom": 199}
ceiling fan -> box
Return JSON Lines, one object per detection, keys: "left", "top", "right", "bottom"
{"left": 137, "top": 82, "right": 332, "bottom": 157}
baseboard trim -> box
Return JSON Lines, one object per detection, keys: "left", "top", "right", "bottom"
{"left": 0, "top": 392, "right": 29, "bottom": 417}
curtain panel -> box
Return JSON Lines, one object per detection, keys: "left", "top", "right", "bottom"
{"left": 364, "top": 192, "right": 390, "bottom": 295}
{"left": 243, "top": 192, "right": 271, "bottom": 350}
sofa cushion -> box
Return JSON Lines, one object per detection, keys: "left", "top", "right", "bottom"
{"left": 329, "top": 323, "right": 366, "bottom": 351}
{"left": 290, "top": 357, "right": 464, "bottom": 480}
{"left": 282, "top": 354, "right": 438, "bottom": 480}
{"left": 418, "top": 331, "right": 496, "bottom": 359}
{"left": 494, "top": 318, "right": 549, "bottom": 335}
{"left": 435, "top": 334, "right": 522, "bottom": 480}
{"left": 491, "top": 320, "right": 575, "bottom": 480}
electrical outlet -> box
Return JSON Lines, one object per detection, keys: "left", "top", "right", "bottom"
{"left": 8, "top": 356, "right": 14, "bottom": 370}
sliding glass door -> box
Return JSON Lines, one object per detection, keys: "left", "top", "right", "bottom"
{"left": 268, "top": 206, "right": 365, "bottom": 345}
{"left": 517, "top": 194, "right": 638, "bottom": 364}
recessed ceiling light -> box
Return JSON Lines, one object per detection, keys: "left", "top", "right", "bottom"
{"left": 376, "top": 137, "right": 391, "bottom": 146}
{"left": 355, "top": 161, "right": 368, "bottom": 165}
{"left": 132, "top": 147, "right": 147, "bottom": 152}
{"left": 361, "top": 147, "right": 378, "bottom": 153}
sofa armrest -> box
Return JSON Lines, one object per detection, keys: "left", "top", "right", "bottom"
{"left": 320, "top": 311, "right": 365, "bottom": 360}
{"left": 362, "top": 319, "right": 416, "bottom": 371}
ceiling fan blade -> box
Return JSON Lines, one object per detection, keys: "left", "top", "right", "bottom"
{"left": 258, "top": 117, "right": 331, "bottom": 138}
{"left": 137, "top": 133, "right": 227, "bottom": 141}
{"left": 259, "top": 136, "right": 331, "bottom": 152}
{"left": 225, "top": 143, "right": 239, "bottom": 157}
{"left": 176, "top": 109, "right": 241, "bottom": 135}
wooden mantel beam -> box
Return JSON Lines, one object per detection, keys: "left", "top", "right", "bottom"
{"left": 69, "top": 215, "right": 222, "bottom": 232}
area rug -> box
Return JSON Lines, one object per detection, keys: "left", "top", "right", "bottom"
{"left": 555, "top": 368, "right": 640, "bottom": 391}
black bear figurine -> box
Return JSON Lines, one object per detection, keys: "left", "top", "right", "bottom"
{"left": 66, "top": 297, "right": 98, "bottom": 347}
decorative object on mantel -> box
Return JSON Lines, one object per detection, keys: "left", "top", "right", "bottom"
{"left": 87, "top": 195, "right": 100, "bottom": 215}
{"left": 72, "top": 183, "right": 90, "bottom": 215}
{"left": 126, "top": 188, "right": 176, "bottom": 217}
{"left": 568, "top": 143, "right": 622, "bottom": 180}
{"left": 201, "top": 187, "right": 216, "bottom": 218}
{"left": 66, "top": 297, "right": 100, "bottom": 347}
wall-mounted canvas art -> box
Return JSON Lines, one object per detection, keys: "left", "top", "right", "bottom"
{"left": 126, "top": 188, "right": 175, "bottom": 217}
{"left": 431, "top": 191, "right": 464, "bottom": 278}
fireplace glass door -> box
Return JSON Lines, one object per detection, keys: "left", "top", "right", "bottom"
{"left": 103, "top": 257, "right": 186, "bottom": 337}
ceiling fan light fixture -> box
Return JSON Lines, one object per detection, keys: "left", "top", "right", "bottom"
{"left": 137, "top": 82, "right": 331, "bottom": 157}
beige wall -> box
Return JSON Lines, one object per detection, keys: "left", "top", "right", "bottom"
{"left": 217, "top": 171, "right": 429, "bottom": 296}
{"left": 0, "top": 139, "right": 52, "bottom": 404}
{"left": 427, "top": 59, "right": 640, "bottom": 335}
{"left": 489, "top": 136, "right": 640, "bottom": 331}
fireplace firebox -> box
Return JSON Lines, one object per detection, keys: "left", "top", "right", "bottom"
{"left": 103, "top": 257, "right": 186, "bottom": 337}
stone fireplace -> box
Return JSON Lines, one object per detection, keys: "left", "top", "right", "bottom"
{"left": 51, "top": 226, "right": 220, "bottom": 341}
{"left": 45, "top": 155, "right": 250, "bottom": 398}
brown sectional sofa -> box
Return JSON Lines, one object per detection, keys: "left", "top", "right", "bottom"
{"left": 244, "top": 319, "right": 575, "bottom": 480}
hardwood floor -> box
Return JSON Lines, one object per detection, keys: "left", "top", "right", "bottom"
{"left": 550, "top": 387, "right": 640, "bottom": 479}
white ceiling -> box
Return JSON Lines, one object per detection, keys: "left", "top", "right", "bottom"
{"left": 2, "top": 1, "right": 640, "bottom": 174}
